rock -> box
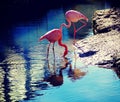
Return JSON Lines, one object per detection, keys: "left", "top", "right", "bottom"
{"left": 92, "top": 8, "right": 120, "bottom": 34}
{"left": 75, "top": 8, "right": 120, "bottom": 69}
{"left": 112, "top": 53, "right": 120, "bottom": 68}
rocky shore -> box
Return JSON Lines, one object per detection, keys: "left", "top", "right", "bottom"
{"left": 76, "top": 8, "right": 120, "bottom": 70}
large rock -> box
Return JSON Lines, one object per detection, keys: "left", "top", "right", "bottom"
{"left": 75, "top": 8, "right": 120, "bottom": 69}
{"left": 92, "top": 8, "right": 120, "bottom": 34}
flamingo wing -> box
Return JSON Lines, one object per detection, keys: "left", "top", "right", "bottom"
{"left": 39, "top": 29, "right": 62, "bottom": 43}
{"left": 65, "top": 10, "right": 88, "bottom": 22}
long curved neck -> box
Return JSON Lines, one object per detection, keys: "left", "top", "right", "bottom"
{"left": 60, "top": 19, "right": 71, "bottom": 29}
{"left": 58, "top": 38, "right": 68, "bottom": 57}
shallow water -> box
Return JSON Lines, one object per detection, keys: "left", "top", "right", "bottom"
{"left": 0, "top": 1, "right": 120, "bottom": 102}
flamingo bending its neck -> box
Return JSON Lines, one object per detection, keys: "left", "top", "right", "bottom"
{"left": 61, "top": 10, "right": 88, "bottom": 43}
{"left": 39, "top": 26, "right": 68, "bottom": 59}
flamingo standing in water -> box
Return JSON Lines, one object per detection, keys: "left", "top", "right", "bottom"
{"left": 39, "top": 26, "right": 68, "bottom": 59}
{"left": 61, "top": 10, "right": 88, "bottom": 43}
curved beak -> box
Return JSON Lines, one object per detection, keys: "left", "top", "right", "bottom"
{"left": 86, "top": 17, "right": 89, "bottom": 22}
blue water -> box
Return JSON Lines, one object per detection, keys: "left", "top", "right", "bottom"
{"left": 32, "top": 67, "right": 120, "bottom": 102}
{"left": 0, "top": 1, "right": 120, "bottom": 102}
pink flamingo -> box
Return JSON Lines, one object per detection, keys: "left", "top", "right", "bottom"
{"left": 39, "top": 26, "right": 68, "bottom": 59}
{"left": 61, "top": 10, "right": 88, "bottom": 43}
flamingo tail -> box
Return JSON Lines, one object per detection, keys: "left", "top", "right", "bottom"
{"left": 39, "top": 35, "right": 45, "bottom": 41}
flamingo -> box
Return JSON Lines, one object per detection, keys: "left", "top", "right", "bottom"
{"left": 39, "top": 26, "right": 68, "bottom": 59}
{"left": 61, "top": 10, "right": 88, "bottom": 43}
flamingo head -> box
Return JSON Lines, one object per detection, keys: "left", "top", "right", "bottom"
{"left": 63, "top": 49, "right": 68, "bottom": 58}
{"left": 80, "top": 14, "right": 88, "bottom": 22}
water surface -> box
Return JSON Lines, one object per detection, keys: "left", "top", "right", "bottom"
{"left": 0, "top": 2, "right": 120, "bottom": 102}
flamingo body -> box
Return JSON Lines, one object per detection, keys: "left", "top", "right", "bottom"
{"left": 39, "top": 29, "right": 61, "bottom": 43}
{"left": 39, "top": 28, "right": 68, "bottom": 58}
{"left": 61, "top": 10, "right": 88, "bottom": 45}
{"left": 65, "top": 10, "right": 88, "bottom": 23}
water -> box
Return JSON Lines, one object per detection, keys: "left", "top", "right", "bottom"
{"left": 0, "top": 1, "right": 120, "bottom": 102}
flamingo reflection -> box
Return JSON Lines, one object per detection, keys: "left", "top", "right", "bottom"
{"left": 43, "top": 56, "right": 87, "bottom": 86}
{"left": 68, "top": 64, "right": 86, "bottom": 80}
{"left": 66, "top": 56, "right": 87, "bottom": 81}
{"left": 43, "top": 59, "right": 66, "bottom": 86}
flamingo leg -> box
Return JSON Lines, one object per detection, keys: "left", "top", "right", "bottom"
{"left": 52, "top": 43, "right": 55, "bottom": 60}
{"left": 47, "top": 43, "right": 51, "bottom": 60}
{"left": 47, "top": 59, "right": 50, "bottom": 69}
{"left": 73, "top": 23, "right": 84, "bottom": 53}
{"left": 73, "top": 20, "right": 87, "bottom": 53}
{"left": 73, "top": 23, "right": 77, "bottom": 44}
{"left": 52, "top": 43, "right": 56, "bottom": 73}
{"left": 76, "top": 20, "right": 87, "bottom": 33}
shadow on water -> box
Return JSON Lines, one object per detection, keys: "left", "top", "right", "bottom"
{"left": 79, "top": 50, "right": 99, "bottom": 57}
{"left": 112, "top": 68, "right": 120, "bottom": 79}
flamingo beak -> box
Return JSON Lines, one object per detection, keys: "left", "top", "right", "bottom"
{"left": 38, "top": 38, "right": 42, "bottom": 42}
{"left": 86, "top": 18, "right": 89, "bottom": 22}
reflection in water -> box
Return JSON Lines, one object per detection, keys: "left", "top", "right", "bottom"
{"left": 43, "top": 58, "right": 65, "bottom": 87}
{"left": 43, "top": 56, "right": 87, "bottom": 87}
{"left": 44, "top": 60, "right": 64, "bottom": 86}
{"left": 0, "top": 66, "right": 5, "bottom": 102}
{"left": 0, "top": 45, "right": 46, "bottom": 101}
{"left": 62, "top": 56, "right": 87, "bottom": 81}
{"left": 1, "top": 49, "right": 27, "bottom": 101}
{"left": 68, "top": 65, "right": 86, "bottom": 80}
{"left": 0, "top": 2, "right": 120, "bottom": 102}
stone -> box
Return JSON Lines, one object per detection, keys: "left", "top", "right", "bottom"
{"left": 92, "top": 8, "right": 120, "bottom": 34}
{"left": 75, "top": 8, "right": 120, "bottom": 69}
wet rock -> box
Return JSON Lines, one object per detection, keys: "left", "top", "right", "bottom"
{"left": 76, "top": 8, "right": 120, "bottom": 69}
{"left": 112, "top": 53, "right": 120, "bottom": 68}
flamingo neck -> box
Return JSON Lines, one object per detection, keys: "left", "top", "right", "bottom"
{"left": 60, "top": 19, "right": 71, "bottom": 29}
{"left": 58, "top": 38, "right": 68, "bottom": 57}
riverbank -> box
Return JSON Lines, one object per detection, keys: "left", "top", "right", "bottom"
{"left": 76, "top": 8, "right": 120, "bottom": 69}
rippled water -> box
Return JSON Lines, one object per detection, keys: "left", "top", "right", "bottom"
{"left": 1, "top": 41, "right": 120, "bottom": 102}
{"left": 0, "top": 2, "right": 120, "bottom": 102}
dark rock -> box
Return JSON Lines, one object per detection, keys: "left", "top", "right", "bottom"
{"left": 75, "top": 8, "right": 120, "bottom": 69}
{"left": 112, "top": 53, "right": 120, "bottom": 68}
{"left": 92, "top": 8, "right": 120, "bottom": 34}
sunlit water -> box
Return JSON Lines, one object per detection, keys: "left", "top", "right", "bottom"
{"left": 0, "top": 2, "right": 120, "bottom": 102}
